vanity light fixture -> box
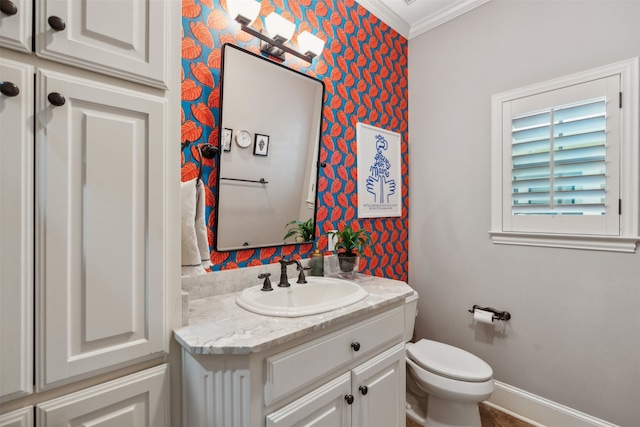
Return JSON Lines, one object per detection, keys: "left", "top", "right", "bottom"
{"left": 261, "top": 12, "right": 295, "bottom": 59}
{"left": 228, "top": 0, "right": 324, "bottom": 63}
{"left": 298, "top": 31, "right": 326, "bottom": 59}
{"left": 227, "top": 0, "right": 261, "bottom": 26}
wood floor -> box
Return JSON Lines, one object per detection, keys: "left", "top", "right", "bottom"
{"left": 406, "top": 403, "right": 536, "bottom": 427}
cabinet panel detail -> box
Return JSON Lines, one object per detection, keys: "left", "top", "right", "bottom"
{"left": 265, "top": 306, "right": 404, "bottom": 405}
{"left": 36, "top": 69, "right": 167, "bottom": 389}
{"left": 182, "top": 350, "right": 251, "bottom": 427}
{"left": 36, "top": 364, "right": 168, "bottom": 427}
{"left": 0, "top": 58, "right": 34, "bottom": 403}
{"left": 0, "top": 406, "right": 34, "bottom": 427}
{"left": 266, "top": 373, "right": 352, "bottom": 427}
{"left": 0, "top": 0, "right": 32, "bottom": 52}
{"left": 351, "top": 343, "right": 406, "bottom": 427}
{"left": 35, "top": 0, "right": 169, "bottom": 88}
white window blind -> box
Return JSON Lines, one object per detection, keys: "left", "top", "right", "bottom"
{"left": 511, "top": 97, "right": 607, "bottom": 216}
{"left": 501, "top": 75, "right": 620, "bottom": 236}
{"left": 490, "top": 57, "right": 639, "bottom": 252}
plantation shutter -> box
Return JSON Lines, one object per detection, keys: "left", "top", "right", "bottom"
{"left": 511, "top": 97, "right": 607, "bottom": 216}
{"left": 502, "top": 74, "right": 620, "bottom": 235}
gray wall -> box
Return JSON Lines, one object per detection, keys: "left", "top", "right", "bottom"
{"left": 407, "top": 1, "right": 640, "bottom": 425}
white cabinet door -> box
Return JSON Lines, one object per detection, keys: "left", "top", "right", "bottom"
{"left": 352, "top": 343, "right": 406, "bottom": 427}
{"left": 0, "top": 58, "right": 34, "bottom": 403}
{"left": 36, "top": 68, "right": 168, "bottom": 390}
{"left": 35, "top": 0, "right": 169, "bottom": 88}
{"left": 37, "top": 364, "right": 168, "bottom": 427}
{"left": 0, "top": 407, "right": 33, "bottom": 427}
{"left": 266, "top": 373, "right": 352, "bottom": 427}
{"left": 0, "top": 0, "right": 32, "bottom": 52}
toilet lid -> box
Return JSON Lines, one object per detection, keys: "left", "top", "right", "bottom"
{"left": 407, "top": 339, "right": 493, "bottom": 382}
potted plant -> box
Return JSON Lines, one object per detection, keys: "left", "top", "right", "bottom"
{"left": 328, "top": 224, "right": 371, "bottom": 277}
{"left": 284, "top": 218, "right": 315, "bottom": 243}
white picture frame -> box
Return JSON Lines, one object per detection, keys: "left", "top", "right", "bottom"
{"left": 356, "top": 122, "right": 402, "bottom": 218}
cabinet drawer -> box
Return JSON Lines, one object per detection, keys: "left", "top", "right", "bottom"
{"left": 265, "top": 306, "right": 404, "bottom": 405}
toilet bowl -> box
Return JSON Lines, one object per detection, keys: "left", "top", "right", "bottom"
{"left": 404, "top": 292, "right": 494, "bottom": 427}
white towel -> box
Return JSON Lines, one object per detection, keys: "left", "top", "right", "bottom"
{"left": 181, "top": 178, "right": 211, "bottom": 276}
{"left": 195, "top": 179, "right": 211, "bottom": 270}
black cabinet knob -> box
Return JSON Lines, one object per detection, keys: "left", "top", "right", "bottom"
{"left": 47, "top": 92, "right": 66, "bottom": 106}
{"left": 48, "top": 16, "right": 66, "bottom": 31}
{"left": 0, "top": 0, "right": 17, "bottom": 16}
{"left": 0, "top": 81, "right": 19, "bottom": 97}
{"left": 351, "top": 342, "right": 360, "bottom": 352}
{"left": 345, "top": 394, "right": 354, "bottom": 405}
{"left": 359, "top": 385, "right": 368, "bottom": 395}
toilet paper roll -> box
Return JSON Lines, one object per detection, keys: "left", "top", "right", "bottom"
{"left": 474, "top": 309, "right": 494, "bottom": 324}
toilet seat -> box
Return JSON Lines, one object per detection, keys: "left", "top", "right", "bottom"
{"left": 407, "top": 339, "right": 492, "bottom": 382}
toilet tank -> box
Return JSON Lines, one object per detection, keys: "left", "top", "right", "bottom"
{"left": 404, "top": 291, "right": 419, "bottom": 342}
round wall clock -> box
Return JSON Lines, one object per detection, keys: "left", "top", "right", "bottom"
{"left": 235, "top": 130, "right": 252, "bottom": 148}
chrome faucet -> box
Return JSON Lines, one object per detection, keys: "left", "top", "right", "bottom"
{"left": 278, "top": 258, "right": 307, "bottom": 287}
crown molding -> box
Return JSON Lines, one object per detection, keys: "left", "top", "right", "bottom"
{"left": 356, "top": 0, "right": 490, "bottom": 40}
{"left": 409, "top": 0, "right": 491, "bottom": 39}
{"left": 355, "top": 0, "right": 410, "bottom": 38}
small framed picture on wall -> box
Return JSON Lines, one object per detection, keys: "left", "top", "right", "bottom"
{"left": 222, "top": 127, "right": 232, "bottom": 152}
{"left": 254, "top": 133, "right": 269, "bottom": 156}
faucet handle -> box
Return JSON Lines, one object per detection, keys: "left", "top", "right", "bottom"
{"left": 258, "top": 273, "right": 273, "bottom": 291}
{"left": 297, "top": 267, "right": 310, "bottom": 284}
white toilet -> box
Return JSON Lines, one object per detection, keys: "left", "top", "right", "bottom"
{"left": 404, "top": 292, "right": 494, "bottom": 427}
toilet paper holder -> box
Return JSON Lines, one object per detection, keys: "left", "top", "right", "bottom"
{"left": 468, "top": 305, "right": 511, "bottom": 322}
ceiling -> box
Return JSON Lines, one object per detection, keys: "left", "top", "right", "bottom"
{"left": 356, "top": 0, "right": 490, "bottom": 39}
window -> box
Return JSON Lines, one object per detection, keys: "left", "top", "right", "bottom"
{"left": 490, "top": 58, "right": 639, "bottom": 252}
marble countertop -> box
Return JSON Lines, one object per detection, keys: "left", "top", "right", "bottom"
{"left": 174, "top": 274, "right": 414, "bottom": 355}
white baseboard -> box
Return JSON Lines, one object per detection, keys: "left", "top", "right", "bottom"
{"left": 486, "top": 380, "right": 620, "bottom": 427}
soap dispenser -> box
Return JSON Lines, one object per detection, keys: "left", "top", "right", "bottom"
{"left": 309, "top": 250, "right": 324, "bottom": 276}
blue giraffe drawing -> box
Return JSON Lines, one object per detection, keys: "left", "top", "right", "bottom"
{"left": 366, "top": 134, "right": 396, "bottom": 204}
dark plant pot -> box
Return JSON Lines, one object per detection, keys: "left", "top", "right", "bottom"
{"left": 337, "top": 254, "right": 360, "bottom": 278}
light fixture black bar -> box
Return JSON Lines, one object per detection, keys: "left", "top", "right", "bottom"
{"left": 237, "top": 21, "right": 315, "bottom": 64}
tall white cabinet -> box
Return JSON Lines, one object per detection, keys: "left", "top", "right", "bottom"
{"left": 0, "top": 56, "right": 34, "bottom": 405}
{"left": 35, "top": 68, "right": 168, "bottom": 390}
{"left": 1, "top": 0, "right": 180, "bottom": 424}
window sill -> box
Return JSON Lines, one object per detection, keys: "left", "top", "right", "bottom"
{"left": 489, "top": 231, "right": 638, "bottom": 253}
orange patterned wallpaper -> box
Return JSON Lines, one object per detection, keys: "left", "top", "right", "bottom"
{"left": 181, "top": 0, "right": 409, "bottom": 281}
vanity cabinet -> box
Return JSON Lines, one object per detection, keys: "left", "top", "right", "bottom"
{"left": 181, "top": 305, "right": 407, "bottom": 427}
{"left": 266, "top": 343, "right": 406, "bottom": 427}
{"left": 0, "top": 0, "right": 169, "bottom": 88}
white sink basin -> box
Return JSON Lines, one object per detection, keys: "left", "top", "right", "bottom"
{"left": 236, "top": 276, "right": 368, "bottom": 317}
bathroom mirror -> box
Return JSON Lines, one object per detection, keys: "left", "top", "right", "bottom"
{"left": 214, "top": 44, "right": 325, "bottom": 251}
